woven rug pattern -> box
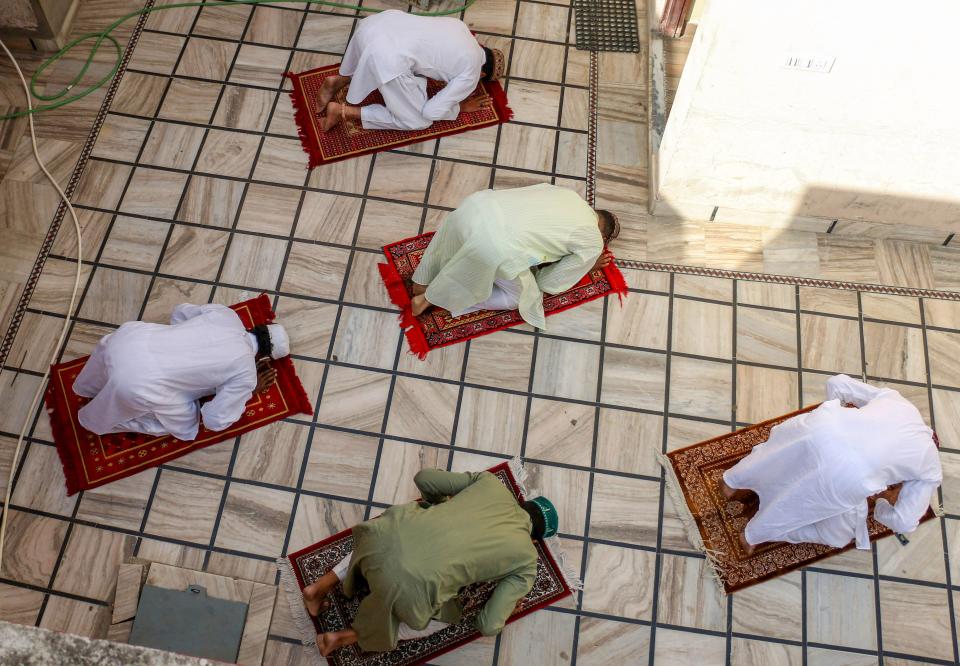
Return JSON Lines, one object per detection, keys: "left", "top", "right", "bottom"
{"left": 280, "top": 461, "right": 574, "bottom": 666}
{"left": 287, "top": 65, "right": 512, "bottom": 168}
{"left": 378, "top": 232, "right": 628, "bottom": 358}
{"left": 46, "top": 295, "right": 313, "bottom": 495}
{"left": 662, "top": 404, "right": 937, "bottom": 594}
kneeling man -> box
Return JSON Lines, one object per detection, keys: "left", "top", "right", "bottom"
{"left": 317, "top": 10, "right": 504, "bottom": 132}
{"left": 302, "top": 468, "right": 558, "bottom": 656}
{"left": 410, "top": 183, "right": 619, "bottom": 329}
{"left": 74, "top": 303, "right": 289, "bottom": 441}
{"left": 721, "top": 374, "right": 942, "bottom": 553}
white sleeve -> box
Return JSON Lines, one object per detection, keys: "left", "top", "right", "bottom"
{"left": 170, "top": 303, "right": 226, "bottom": 325}
{"left": 825, "top": 374, "right": 887, "bottom": 407}
{"left": 874, "top": 480, "right": 939, "bottom": 534}
{"left": 420, "top": 71, "right": 477, "bottom": 122}
{"left": 200, "top": 368, "right": 257, "bottom": 432}
{"left": 536, "top": 227, "right": 603, "bottom": 295}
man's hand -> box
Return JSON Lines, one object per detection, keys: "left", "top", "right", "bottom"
{"left": 255, "top": 358, "right": 277, "bottom": 393}
{"left": 590, "top": 249, "right": 614, "bottom": 273}
{"left": 461, "top": 95, "right": 493, "bottom": 114}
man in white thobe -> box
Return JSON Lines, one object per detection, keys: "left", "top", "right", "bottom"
{"left": 315, "top": 10, "right": 505, "bottom": 133}
{"left": 721, "top": 374, "right": 942, "bottom": 553}
{"left": 73, "top": 303, "right": 290, "bottom": 441}
{"left": 409, "top": 184, "right": 620, "bottom": 329}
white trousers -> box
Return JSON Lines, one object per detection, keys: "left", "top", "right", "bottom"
{"left": 331, "top": 555, "right": 449, "bottom": 640}
{"left": 360, "top": 74, "right": 432, "bottom": 131}
{"left": 450, "top": 278, "right": 522, "bottom": 317}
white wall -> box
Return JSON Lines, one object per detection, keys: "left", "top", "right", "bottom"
{"left": 655, "top": 0, "right": 960, "bottom": 233}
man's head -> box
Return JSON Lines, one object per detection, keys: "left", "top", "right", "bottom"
{"left": 481, "top": 46, "right": 506, "bottom": 82}
{"left": 522, "top": 496, "right": 559, "bottom": 540}
{"left": 595, "top": 209, "right": 620, "bottom": 244}
{"left": 249, "top": 324, "right": 290, "bottom": 360}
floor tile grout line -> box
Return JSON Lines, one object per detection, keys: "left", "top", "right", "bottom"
{"left": 27, "top": 1, "right": 208, "bottom": 626}
{"left": 127, "top": 0, "right": 223, "bottom": 560}
{"left": 6, "top": 491, "right": 960, "bottom": 595}
{"left": 725, "top": 279, "right": 738, "bottom": 666}
{"left": 856, "top": 290, "right": 887, "bottom": 660}
{"left": 191, "top": 0, "right": 262, "bottom": 573}
{"left": 919, "top": 296, "right": 960, "bottom": 665}
{"left": 265, "top": 0, "right": 326, "bottom": 571}
{"left": 107, "top": 95, "right": 590, "bottom": 136}
{"left": 794, "top": 283, "right": 809, "bottom": 666}
{"left": 124, "top": 65, "right": 591, "bottom": 94}
{"left": 84, "top": 152, "right": 590, "bottom": 189}
{"left": 277, "top": 1, "right": 374, "bottom": 546}
{"left": 647, "top": 271, "right": 675, "bottom": 664}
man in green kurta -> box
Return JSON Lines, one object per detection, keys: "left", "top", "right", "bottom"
{"left": 301, "top": 469, "right": 560, "bottom": 656}
{"left": 409, "top": 184, "right": 620, "bottom": 328}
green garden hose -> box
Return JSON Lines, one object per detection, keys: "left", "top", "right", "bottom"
{"left": 0, "top": 0, "right": 478, "bottom": 121}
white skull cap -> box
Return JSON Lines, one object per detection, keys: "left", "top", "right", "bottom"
{"left": 267, "top": 324, "right": 290, "bottom": 359}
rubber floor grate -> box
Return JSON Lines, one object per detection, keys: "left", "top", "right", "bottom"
{"left": 573, "top": 0, "right": 641, "bottom": 52}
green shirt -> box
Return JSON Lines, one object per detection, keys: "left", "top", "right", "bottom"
{"left": 342, "top": 470, "right": 539, "bottom": 652}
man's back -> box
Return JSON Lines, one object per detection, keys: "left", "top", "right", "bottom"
{"left": 344, "top": 471, "right": 538, "bottom": 650}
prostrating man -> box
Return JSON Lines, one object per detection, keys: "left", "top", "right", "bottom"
{"left": 720, "top": 374, "right": 942, "bottom": 553}
{"left": 316, "top": 10, "right": 505, "bottom": 132}
{"left": 74, "top": 303, "right": 289, "bottom": 441}
{"left": 301, "top": 468, "right": 559, "bottom": 656}
{"left": 409, "top": 183, "right": 620, "bottom": 328}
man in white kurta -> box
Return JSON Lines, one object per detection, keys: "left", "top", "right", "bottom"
{"left": 315, "top": 10, "right": 504, "bottom": 132}
{"left": 410, "top": 184, "right": 619, "bottom": 330}
{"left": 73, "top": 303, "right": 290, "bottom": 441}
{"left": 722, "top": 374, "right": 942, "bottom": 551}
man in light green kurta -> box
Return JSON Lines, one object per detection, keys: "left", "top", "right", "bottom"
{"left": 410, "top": 184, "right": 620, "bottom": 328}
{"left": 301, "top": 469, "right": 560, "bottom": 656}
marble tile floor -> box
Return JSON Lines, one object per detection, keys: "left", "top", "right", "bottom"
{"left": 0, "top": 1, "right": 959, "bottom": 665}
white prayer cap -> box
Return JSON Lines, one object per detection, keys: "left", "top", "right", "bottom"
{"left": 267, "top": 324, "right": 290, "bottom": 359}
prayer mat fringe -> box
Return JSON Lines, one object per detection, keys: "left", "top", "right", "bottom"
{"left": 656, "top": 451, "right": 729, "bottom": 594}
{"left": 285, "top": 71, "right": 324, "bottom": 170}
{"left": 377, "top": 261, "right": 430, "bottom": 359}
{"left": 277, "top": 557, "right": 326, "bottom": 666}
{"left": 508, "top": 456, "right": 584, "bottom": 592}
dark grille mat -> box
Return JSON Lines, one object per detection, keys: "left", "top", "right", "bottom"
{"left": 573, "top": 0, "right": 641, "bottom": 52}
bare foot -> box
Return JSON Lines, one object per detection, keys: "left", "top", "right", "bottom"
{"left": 739, "top": 531, "right": 756, "bottom": 556}
{"left": 302, "top": 572, "right": 337, "bottom": 617}
{"left": 411, "top": 294, "right": 432, "bottom": 316}
{"left": 719, "top": 478, "right": 736, "bottom": 500}
{"left": 412, "top": 282, "right": 427, "bottom": 296}
{"left": 317, "top": 629, "right": 358, "bottom": 657}
{"left": 320, "top": 102, "right": 343, "bottom": 133}
{"left": 318, "top": 74, "right": 349, "bottom": 110}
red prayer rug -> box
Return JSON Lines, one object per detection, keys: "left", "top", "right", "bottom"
{"left": 378, "top": 232, "right": 629, "bottom": 358}
{"left": 46, "top": 294, "right": 313, "bottom": 495}
{"left": 661, "top": 404, "right": 939, "bottom": 593}
{"left": 278, "top": 460, "right": 580, "bottom": 666}
{"left": 286, "top": 64, "right": 512, "bottom": 168}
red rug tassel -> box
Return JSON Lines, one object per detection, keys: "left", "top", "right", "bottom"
{"left": 285, "top": 72, "right": 322, "bottom": 169}
{"left": 45, "top": 383, "right": 82, "bottom": 496}
{"left": 378, "top": 262, "right": 429, "bottom": 360}
{"left": 604, "top": 261, "right": 629, "bottom": 305}
{"left": 487, "top": 80, "right": 514, "bottom": 122}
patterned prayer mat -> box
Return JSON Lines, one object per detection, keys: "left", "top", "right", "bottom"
{"left": 286, "top": 64, "right": 512, "bottom": 168}
{"left": 378, "top": 232, "right": 628, "bottom": 358}
{"left": 279, "top": 460, "right": 578, "bottom": 666}
{"left": 46, "top": 295, "right": 313, "bottom": 495}
{"left": 661, "top": 404, "right": 939, "bottom": 594}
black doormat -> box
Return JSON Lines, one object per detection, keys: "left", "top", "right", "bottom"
{"left": 573, "top": 0, "right": 641, "bottom": 52}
